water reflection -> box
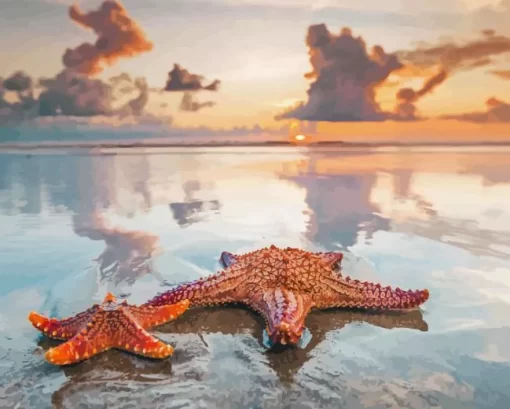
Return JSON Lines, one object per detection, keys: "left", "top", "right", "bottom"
{"left": 0, "top": 153, "right": 223, "bottom": 220}
{"left": 369, "top": 165, "right": 510, "bottom": 259}
{"left": 72, "top": 214, "right": 166, "bottom": 294}
{"left": 285, "top": 168, "right": 390, "bottom": 249}
{"left": 1, "top": 147, "right": 510, "bottom": 408}
{"left": 276, "top": 150, "right": 510, "bottom": 258}
{"left": 170, "top": 180, "right": 221, "bottom": 227}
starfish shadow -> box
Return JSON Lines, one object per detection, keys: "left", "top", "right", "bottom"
{"left": 36, "top": 306, "right": 426, "bottom": 388}
{"left": 159, "top": 305, "right": 428, "bottom": 384}
{"left": 35, "top": 336, "right": 175, "bottom": 408}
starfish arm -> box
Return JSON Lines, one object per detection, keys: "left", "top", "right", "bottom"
{"left": 44, "top": 310, "right": 113, "bottom": 365}
{"left": 145, "top": 260, "right": 253, "bottom": 308}
{"left": 316, "top": 251, "right": 343, "bottom": 269}
{"left": 113, "top": 312, "right": 175, "bottom": 359}
{"left": 45, "top": 335, "right": 111, "bottom": 365}
{"left": 219, "top": 251, "right": 240, "bottom": 267}
{"left": 125, "top": 299, "right": 189, "bottom": 329}
{"left": 145, "top": 273, "right": 239, "bottom": 307}
{"left": 315, "top": 273, "right": 430, "bottom": 310}
{"left": 247, "top": 289, "right": 314, "bottom": 345}
{"left": 28, "top": 305, "right": 100, "bottom": 340}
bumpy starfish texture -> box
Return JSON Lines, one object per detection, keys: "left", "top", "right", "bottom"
{"left": 146, "top": 245, "right": 430, "bottom": 346}
{"left": 28, "top": 293, "right": 189, "bottom": 365}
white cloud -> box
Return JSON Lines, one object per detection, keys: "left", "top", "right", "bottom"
{"left": 460, "top": 0, "right": 502, "bottom": 11}
{"left": 191, "top": 0, "right": 495, "bottom": 14}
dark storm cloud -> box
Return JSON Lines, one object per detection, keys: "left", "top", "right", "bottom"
{"left": 276, "top": 24, "right": 403, "bottom": 122}
{"left": 63, "top": 0, "right": 153, "bottom": 75}
{"left": 179, "top": 92, "right": 216, "bottom": 112}
{"left": 164, "top": 64, "right": 221, "bottom": 92}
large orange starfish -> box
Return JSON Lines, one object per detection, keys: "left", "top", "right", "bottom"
{"left": 28, "top": 293, "right": 189, "bottom": 365}
{"left": 146, "top": 246, "right": 430, "bottom": 346}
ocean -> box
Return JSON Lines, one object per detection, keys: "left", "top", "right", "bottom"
{"left": 1, "top": 145, "right": 509, "bottom": 409}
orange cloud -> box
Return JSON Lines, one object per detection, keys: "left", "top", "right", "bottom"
{"left": 395, "top": 70, "right": 448, "bottom": 119}
{"left": 391, "top": 29, "right": 510, "bottom": 120}
{"left": 62, "top": 0, "right": 153, "bottom": 76}
{"left": 396, "top": 30, "right": 510, "bottom": 72}
{"left": 442, "top": 97, "right": 510, "bottom": 123}
{"left": 490, "top": 69, "right": 510, "bottom": 79}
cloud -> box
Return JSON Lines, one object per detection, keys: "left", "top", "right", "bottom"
{"left": 467, "top": 57, "right": 493, "bottom": 69}
{"left": 392, "top": 29, "right": 510, "bottom": 120}
{"left": 38, "top": 71, "right": 112, "bottom": 116}
{"left": 470, "top": 0, "right": 510, "bottom": 36}
{"left": 182, "top": 0, "right": 500, "bottom": 15}
{"left": 395, "top": 69, "right": 448, "bottom": 119}
{"left": 0, "top": 70, "right": 150, "bottom": 125}
{"left": 389, "top": 28, "right": 510, "bottom": 121}
{"left": 2, "top": 71, "right": 34, "bottom": 92}
{"left": 163, "top": 64, "right": 220, "bottom": 113}
{"left": 164, "top": 64, "right": 221, "bottom": 92}
{"left": 395, "top": 30, "right": 510, "bottom": 73}
{"left": 123, "top": 77, "right": 149, "bottom": 116}
{"left": 179, "top": 92, "right": 216, "bottom": 112}
{"left": 481, "top": 29, "right": 496, "bottom": 37}
{"left": 0, "top": 71, "right": 38, "bottom": 123}
{"left": 276, "top": 24, "right": 402, "bottom": 122}
{"left": 29, "top": 113, "right": 173, "bottom": 129}
{"left": 276, "top": 24, "right": 510, "bottom": 123}
{"left": 38, "top": 70, "right": 149, "bottom": 117}
{"left": 7, "top": 116, "right": 287, "bottom": 143}
{"left": 62, "top": 0, "right": 153, "bottom": 75}
{"left": 443, "top": 97, "right": 510, "bottom": 122}
{"left": 490, "top": 69, "right": 510, "bottom": 79}
{"left": 0, "top": 1, "right": 155, "bottom": 125}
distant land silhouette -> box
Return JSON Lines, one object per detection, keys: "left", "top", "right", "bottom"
{"left": 3, "top": 139, "right": 510, "bottom": 151}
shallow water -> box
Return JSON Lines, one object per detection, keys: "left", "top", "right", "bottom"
{"left": 1, "top": 146, "right": 510, "bottom": 409}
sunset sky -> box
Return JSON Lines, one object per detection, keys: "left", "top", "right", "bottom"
{"left": 2, "top": 0, "right": 510, "bottom": 141}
